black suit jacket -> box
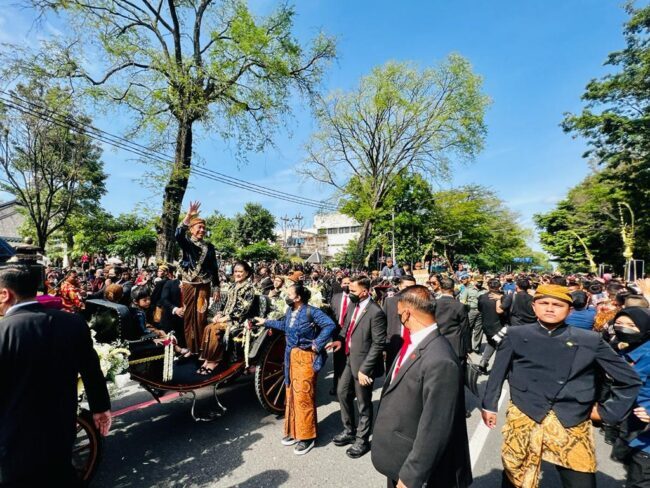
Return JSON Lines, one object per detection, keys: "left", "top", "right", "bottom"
{"left": 383, "top": 295, "right": 402, "bottom": 371}
{"left": 0, "top": 303, "right": 110, "bottom": 483}
{"left": 330, "top": 292, "right": 350, "bottom": 328}
{"left": 372, "top": 328, "right": 472, "bottom": 488}
{"left": 159, "top": 279, "right": 183, "bottom": 334}
{"left": 339, "top": 299, "right": 387, "bottom": 378}
{"left": 434, "top": 295, "right": 470, "bottom": 360}
{"left": 482, "top": 322, "right": 641, "bottom": 428}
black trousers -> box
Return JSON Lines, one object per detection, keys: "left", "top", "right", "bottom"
{"left": 331, "top": 347, "right": 347, "bottom": 393}
{"left": 337, "top": 359, "right": 373, "bottom": 442}
{"left": 0, "top": 463, "right": 81, "bottom": 488}
{"left": 627, "top": 449, "right": 650, "bottom": 488}
{"left": 501, "top": 466, "right": 596, "bottom": 488}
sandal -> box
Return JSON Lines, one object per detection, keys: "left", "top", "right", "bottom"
{"left": 197, "top": 366, "right": 214, "bottom": 376}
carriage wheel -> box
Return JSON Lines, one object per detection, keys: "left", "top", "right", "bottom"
{"left": 73, "top": 409, "right": 103, "bottom": 484}
{"left": 254, "top": 333, "right": 286, "bottom": 415}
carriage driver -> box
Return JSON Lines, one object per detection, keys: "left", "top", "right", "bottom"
{"left": 175, "top": 201, "right": 221, "bottom": 355}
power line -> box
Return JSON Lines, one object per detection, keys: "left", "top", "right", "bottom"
{"left": 0, "top": 90, "right": 338, "bottom": 211}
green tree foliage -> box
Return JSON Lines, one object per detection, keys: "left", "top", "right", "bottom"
{"left": 303, "top": 56, "right": 489, "bottom": 256}
{"left": 234, "top": 203, "right": 276, "bottom": 247}
{"left": 69, "top": 211, "right": 155, "bottom": 259}
{"left": 0, "top": 81, "right": 106, "bottom": 250}
{"left": 20, "top": 0, "right": 335, "bottom": 261}
{"left": 556, "top": 3, "right": 650, "bottom": 267}
{"left": 340, "top": 173, "right": 535, "bottom": 272}
{"left": 534, "top": 171, "right": 626, "bottom": 273}
{"left": 237, "top": 241, "right": 283, "bottom": 262}
{"left": 205, "top": 211, "right": 237, "bottom": 258}
{"left": 108, "top": 227, "right": 157, "bottom": 260}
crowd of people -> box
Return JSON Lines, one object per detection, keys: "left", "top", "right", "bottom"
{"left": 2, "top": 201, "right": 650, "bottom": 487}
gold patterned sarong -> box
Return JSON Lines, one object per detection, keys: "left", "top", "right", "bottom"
{"left": 181, "top": 282, "right": 211, "bottom": 353}
{"left": 284, "top": 348, "right": 318, "bottom": 441}
{"left": 502, "top": 402, "right": 596, "bottom": 488}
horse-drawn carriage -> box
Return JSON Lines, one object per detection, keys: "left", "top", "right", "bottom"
{"left": 73, "top": 295, "right": 286, "bottom": 483}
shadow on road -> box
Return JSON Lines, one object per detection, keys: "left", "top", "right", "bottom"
{"left": 223, "top": 469, "right": 289, "bottom": 488}
{"left": 471, "top": 464, "right": 624, "bottom": 488}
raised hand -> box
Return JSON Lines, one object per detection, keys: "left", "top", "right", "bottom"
{"left": 187, "top": 200, "right": 201, "bottom": 217}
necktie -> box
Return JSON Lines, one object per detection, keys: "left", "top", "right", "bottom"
{"left": 340, "top": 295, "right": 349, "bottom": 327}
{"left": 345, "top": 305, "right": 361, "bottom": 355}
{"left": 392, "top": 328, "right": 412, "bottom": 379}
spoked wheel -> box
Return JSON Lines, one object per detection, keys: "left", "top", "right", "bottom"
{"left": 254, "top": 332, "right": 286, "bottom": 415}
{"left": 73, "top": 409, "right": 103, "bottom": 485}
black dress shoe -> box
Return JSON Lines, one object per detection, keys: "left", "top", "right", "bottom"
{"left": 333, "top": 432, "right": 356, "bottom": 446}
{"left": 346, "top": 441, "right": 370, "bottom": 459}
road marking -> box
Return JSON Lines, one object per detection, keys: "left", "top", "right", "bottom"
{"left": 469, "top": 386, "right": 508, "bottom": 470}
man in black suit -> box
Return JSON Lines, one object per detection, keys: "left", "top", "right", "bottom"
{"left": 0, "top": 265, "right": 111, "bottom": 487}
{"left": 435, "top": 277, "right": 470, "bottom": 361}
{"left": 372, "top": 285, "right": 472, "bottom": 488}
{"left": 329, "top": 275, "right": 351, "bottom": 395}
{"left": 383, "top": 275, "right": 417, "bottom": 373}
{"left": 159, "top": 271, "right": 185, "bottom": 347}
{"left": 327, "top": 275, "right": 387, "bottom": 459}
{"left": 482, "top": 284, "right": 641, "bottom": 488}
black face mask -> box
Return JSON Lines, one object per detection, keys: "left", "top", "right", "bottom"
{"left": 399, "top": 311, "right": 408, "bottom": 328}
{"left": 342, "top": 286, "right": 350, "bottom": 294}
{"left": 285, "top": 297, "right": 295, "bottom": 307}
{"left": 614, "top": 326, "right": 645, "bottom": 351}
{"left": 348, "top": 293, "right": 362, "bottom": 304}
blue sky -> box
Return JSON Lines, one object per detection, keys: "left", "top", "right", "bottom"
{"left": 0, "top": 1, "right": 632, "bottom": 250}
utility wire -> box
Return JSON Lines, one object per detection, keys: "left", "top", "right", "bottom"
{"left": 0, "top": 91, "right": 338, "bottom": 211}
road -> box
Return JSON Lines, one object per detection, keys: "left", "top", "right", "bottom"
{"left": 92, "top": 353, "right": 626, "bottom": 487}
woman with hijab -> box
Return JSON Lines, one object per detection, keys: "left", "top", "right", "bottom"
{"left": 255, "top": 283, "right": 336, "bottom": 456}
{"left": 612, "top": 307, "right": 650, "bottom": 486}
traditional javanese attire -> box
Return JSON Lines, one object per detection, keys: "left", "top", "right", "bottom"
{"left": 175, "top": 223, "right": 220, "bottom": 352}
{"left": 200, "top": 280, "right": 256, "bottom": 362}
{"left": 265, "top": 305, "right": 336, "bottom": 441}
{"left": 482, "top": 285, "right": 641, "bottom": 488}
{"left": 59, "top": 280, "right": 84, "bottom": 313}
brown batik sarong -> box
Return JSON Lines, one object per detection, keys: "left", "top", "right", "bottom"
{"left": 502, "top": 402, "right": 597, "bottom": 488}
{"left": 181, "top": 281, "right": 211, "bottom": 352}
{"left": 200, "top": 322, "right": 226, "bottom": 362}
{"left": 284, "top": 348, "right": 318, "bottom": 441}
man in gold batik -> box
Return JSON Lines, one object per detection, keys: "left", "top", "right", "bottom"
{"left": 481, "top": 284, "right": 641, "bottom": 488}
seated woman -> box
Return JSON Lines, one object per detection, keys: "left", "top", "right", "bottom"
{"left": 198, "top": 261, "right": 256, "bottom": 375}
{"left": 254, "top": 284, "right": 336, "bottom": 455}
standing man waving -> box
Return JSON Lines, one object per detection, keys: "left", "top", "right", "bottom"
{"left": 327, "top": 275, "right": 387, "bottom": 459}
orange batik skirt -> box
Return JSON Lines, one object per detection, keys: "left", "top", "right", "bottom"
{"left": 284, "top": 348, "right": 318, "bottom": 441}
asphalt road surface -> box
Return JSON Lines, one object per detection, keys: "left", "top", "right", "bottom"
{"left": 93, "top": 352, "right": 626, "bottom": 487}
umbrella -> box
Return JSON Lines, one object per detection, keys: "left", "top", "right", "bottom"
{"left": 305, "top": 251, "right": 323, "bottom": 264}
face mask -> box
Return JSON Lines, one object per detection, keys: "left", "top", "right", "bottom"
{"left": 399, "top": 311, "right": 409, "bottom": 328}
{"left": 342, "top": 286, "right": 350, "bottom": 294}
{"left": 348, "top": 293, "right": 362, "bottom": 304}
{"left": 285, "top": 297, "right": 295, "bottom": 307}
{"left": 614, "top": 326, "right": 645, "bottom": 350}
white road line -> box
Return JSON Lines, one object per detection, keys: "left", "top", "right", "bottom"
{"left": 469, "top": 386, "right": 508, "bottom": 470}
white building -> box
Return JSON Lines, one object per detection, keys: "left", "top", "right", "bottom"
{"left": 307, "top": 212, "right": 362, "bottom": 258}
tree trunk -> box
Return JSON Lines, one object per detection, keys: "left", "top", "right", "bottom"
{"left": 156, "top": 119, "right": 193, "bottom": 262}
{"left": 359, "top": 219, "right": 373, "bottom": 267}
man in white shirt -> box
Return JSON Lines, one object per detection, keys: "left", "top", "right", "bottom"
{"left": 371, "top": 285, "right": 472, "bottom": 488}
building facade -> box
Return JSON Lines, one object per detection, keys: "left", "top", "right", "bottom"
{"left": 0, "top": 200, "right": 25, "bottom": 244}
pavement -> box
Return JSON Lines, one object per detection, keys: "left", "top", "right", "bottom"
{"left": 92, "top": 352, "right": 627, "bottom": 487}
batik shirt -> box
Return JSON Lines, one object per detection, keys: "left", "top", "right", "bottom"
{"left": 221, "top": 281, "right": 256, "bottom": 325}
{"left": 175, "top": 224, "right": 220, "bottom": 286}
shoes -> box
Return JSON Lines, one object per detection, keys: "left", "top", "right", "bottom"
{"left": 281, "top": 436, "right": 298, "bottom": 446}
{"left": 294, "top": 439, "right": 315, "bottom": 455}
{"left": 333, "top": 432, "right": 356, "bottom": 447}
{"left": 346, "top": 440, "right": 370, "bottom": 459}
